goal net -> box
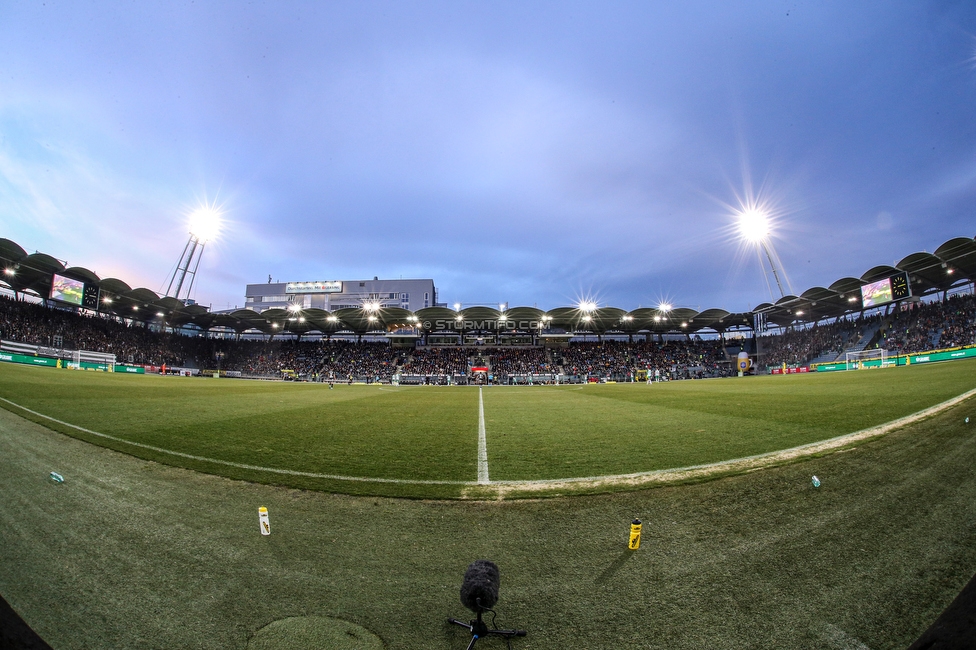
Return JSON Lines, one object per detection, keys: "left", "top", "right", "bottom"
{"left": 845, "top": 348, "right": 890, "bottom": 370}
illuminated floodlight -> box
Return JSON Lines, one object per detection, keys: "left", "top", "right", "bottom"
{"left": 658, "top": 302, "right": 672, "bottom": 312}
{"left": 730, "top": 199, "right": 791, "bottom": 300}
{"left": 3, "top": 268, "right": 14, "bottom": 277}
{"left": 736, "top": 208, "right": 770, "bottom": 243}
{"left": 287, "top": 303, "right": 302, "bottom": 313}
{"left": 622, "top": 315, "right": 633, "bottom": 322}
{"left": 454, "top": 302, "right": 462, "bottom": 311}
{"left": 156, "top": 311, "right": 165, "bottom": 317}
{"left": 298, "top": 317, "right": 305, "bottom": 323}
{"left": 132, "top": 306, "right": 139, "bottom": 311}
{"left": 582, "top": 314, "right": 592, "bottom": 322}
{"left": 167, "top": 199, "right": 224, "bottom": 303}
{"left": 653, "top": 315, "right": 662, "bottom": 322}
{"left": 188, "top": 206, "right": 222, "bottom": 243}
{"left": 368, "top": 315, "right": 378, "bottom": 322}
{"left": 327, "top": 315, "right": 338, "bottom": 322}
{"left": 795, "top": 310, "right": 804, "bottom": 316}
{"left": 363, "top": 301, "right": 380, "bottom": 312}
{"left": 578, "top": 301, "right": 597, "bottom": 313}
{"left": 102, "top": 297, "right": 113, "bottom": 304}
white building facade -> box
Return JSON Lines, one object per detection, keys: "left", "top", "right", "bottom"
{"left": 244, "top": 278, "right": 437, "bottom": 313}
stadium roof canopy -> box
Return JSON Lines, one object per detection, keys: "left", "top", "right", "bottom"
{"left": 2, "top": 235, "right": 974, "bottom": 337}
{"left": 752, "top": 235, "right": 976, "bottom": 327}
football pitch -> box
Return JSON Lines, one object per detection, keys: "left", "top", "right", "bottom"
{"left": 1, "top": 360, "right": 975, "bottom": 498}
{"left": 1, "top": 360, "right": 976, "bottom": 648}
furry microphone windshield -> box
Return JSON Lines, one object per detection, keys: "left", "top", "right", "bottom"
{"left": 460, "top": 559, "right": 500, "bottom": 612}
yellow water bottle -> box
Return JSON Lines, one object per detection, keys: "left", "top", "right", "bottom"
{"left": 628, "top": 518, "right": 642, "bottom": 550}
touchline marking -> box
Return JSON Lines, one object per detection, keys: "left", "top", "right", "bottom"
{"left": 2, "top": 386, "right": 975, "bottom": 490}
{"left": 0, "top": 397, "right": 462, "bottom": 486}
{"left": 477, "top": 387, "right": 490, "bottom": 484}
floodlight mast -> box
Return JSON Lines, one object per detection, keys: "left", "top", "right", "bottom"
{"left": 165, "top": 207, "right": 220, "bottom": 304}
{"left": 759, "top": 240, "right": 787, "bottom": 299}
{"left": 737, "top": 208, "right": 789, "bottom": 300}
{"left": 165, "top": 234, "right": 206, "bottom": 303}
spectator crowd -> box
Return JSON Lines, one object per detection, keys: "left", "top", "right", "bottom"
{"left": 757, "top": 293, "right": 976, "bottom": 367}
{"left": 3, "top": 291, "right": 974, "bottom": 381}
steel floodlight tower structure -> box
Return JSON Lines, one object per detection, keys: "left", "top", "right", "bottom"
{"left": 165, "top": 233, "right": 206, "bottom": 303}
{"left": 737, "top": 208, "right": 791, "bottom": 301}
{"left": 165, "top": 207, "right": 221, "bottom": 304}
{"left": 758, "top": 238, "right": 788, "bottom": 299}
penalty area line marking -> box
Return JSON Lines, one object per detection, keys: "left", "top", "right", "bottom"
{"left": 478, "top": 387, "right": 490, "bottom": 484}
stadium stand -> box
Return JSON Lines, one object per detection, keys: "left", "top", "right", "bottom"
{"left": 0, "top": 295, "right": 739, "bottom": 382}
{"left": 3, "top": 229, "right": 975, "bottom": 380}
{"left": 4, "top": 290, "right": 976, "bottom": 381}
{"left": 757, "top": 293, "right": 976, "bottom": 368}
{"left": 4, "top": 291, "right": 976, "bottom": 380}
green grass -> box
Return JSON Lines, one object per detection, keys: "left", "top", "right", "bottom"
{"left": 1, "top": 388, "right": 975, "bottom": 648}
{"left": 1, "top": 359, "right": 975, "bottom": 498}
{"left": 484, "top": 363, "right": 976, "bottom": 480}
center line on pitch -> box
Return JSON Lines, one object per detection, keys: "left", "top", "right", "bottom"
{"left": 477, "top": 387, "right": 489, "bottom": 484}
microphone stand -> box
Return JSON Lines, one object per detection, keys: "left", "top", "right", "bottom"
{"left": 448, "top": 602, "right": 526, "bottom": 649}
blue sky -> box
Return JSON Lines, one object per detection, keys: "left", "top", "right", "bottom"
{"left": 1, "top": 1, "right": 974, "bottom": 313}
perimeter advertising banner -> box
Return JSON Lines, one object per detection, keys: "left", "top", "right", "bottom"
{"left": 0, "top": 352, "right": 144, "bottom": 373}
{"left": 905, "top": 348, "right": 976, "bottom": 365}
{"left": 814, "top": 347, "right": 976, "bottom": 372}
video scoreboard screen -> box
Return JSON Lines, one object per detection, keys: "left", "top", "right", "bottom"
{"left": 860, "top": 271, "right": 910, "bottom": 308}
{"left": 50, "top": 273, "right": 100, "bottom": 309}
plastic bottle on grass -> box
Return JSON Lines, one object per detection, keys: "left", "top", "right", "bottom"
{"left": 811, "top": 476, "right": 821, "bottom": 488}
{"left": 628, "top": 519, "right": 642, "bottom": 550}
{"left": 49, "top": 472, "right": 64, "bottom": 483}
{"left": 258, "top": 507, "right": 271, "bottom": 535}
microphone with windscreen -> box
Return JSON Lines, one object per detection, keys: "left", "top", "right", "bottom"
{"left": 460, "top": 559, "right": 499, "bottom": 612}
{"left": 448, "top": 560, "right": 526, "bottom": 648}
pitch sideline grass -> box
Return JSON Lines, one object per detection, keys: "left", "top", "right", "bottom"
{"left": 1, "top": 392, "right": 975, "bottom": 648}
{"left": 1, "top": 359, "right": 975, "bottom": 498}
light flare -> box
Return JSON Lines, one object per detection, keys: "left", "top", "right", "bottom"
{"left": 736, "top": 208, "right": 770, "bottom": 243}
{"left": 188, "top": 206, "right": 222, "bottom": 242}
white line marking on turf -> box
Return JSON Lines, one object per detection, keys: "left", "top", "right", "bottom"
{"left": 0, "top": 397, "right": 461, "bottom": 486}
{"left": 477, "top": 387, "right": 490, "bottom": 484}
{"left": 2, "top": 385, "right": 975, "bottom": 489}
{"left": 487, "top": 385, "right": 976, "bottom": 489}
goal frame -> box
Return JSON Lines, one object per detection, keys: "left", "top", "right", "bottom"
{"left": 845, "top": 348, "right": 890, "bottom": 370}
